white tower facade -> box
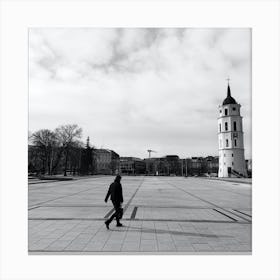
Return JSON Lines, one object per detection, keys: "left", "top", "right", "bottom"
{"left": 218, "top": 84, "right": 247, "bottom": 178}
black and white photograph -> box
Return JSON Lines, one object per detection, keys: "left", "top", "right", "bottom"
{"left": 28, "top": 28, "right": 252, "bottom": 254}
{"left": 1, "top": 1, "right": 280, "bottom": 279}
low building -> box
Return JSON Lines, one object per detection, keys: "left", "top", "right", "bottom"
{"left": 120, "top": 157, "right": 146, "bottom": 175}
{"left": 186, "top": 157, "right": 204, "bottom": 176}
{"left": 144, "top": 157, "right": 158, "bottom": 175}
{"left": 94, "top": 149, "right": 120, "bottom": 175}
{"left": 165, "top": 155, "right": 182, "bottom": 176}
{"left": 186, "top": 156, "right": 219, "bottom": 176}
{"left": 245, "top": 159, "right": 252, "bottom": 178}
{"left": 205, "top": 156, "right": 219, "bottom": 175}
{"left": 144, "top": 155, "right": 184, "bottom": 176}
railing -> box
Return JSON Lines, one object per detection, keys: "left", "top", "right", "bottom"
{"left": 231, "top": 169, "right": 245, "bottom": 178}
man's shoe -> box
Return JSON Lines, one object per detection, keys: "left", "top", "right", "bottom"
{"left": 116, "top": 223, "right": 123, "bottom": 227}
{"left": 105, "top": 220, "right": 110, "bottom": 230}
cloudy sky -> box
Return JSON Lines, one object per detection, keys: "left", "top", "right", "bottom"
{"left": 29, "top": 28, "right": 251, "bottom": 159}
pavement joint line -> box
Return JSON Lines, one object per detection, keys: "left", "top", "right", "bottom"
{"left": 28, "top": 250, "right": 252, "bottom": 255}
{"left": 123, "top": 177, "right": 145, "bottom": 213}
{"left": 233, "top": 209, "right": 252, "bottom": 218}
{"left": 154, "top": 221, "right": 159, "bottom": 251}
{"left": 120, "top": 220, "right": 132, "bottom": 251}
{"left": 154, "top": 221, "right": 160, "bottom": 251}
{"left": 101, "top": 224, "right": 114, "bottom": 251}
{"left": 31, "top": 205, "right": 224, "bottom": 209}
{"left": 29, "top": 204, "right": 110, "bottom": 208}
{"left": 28, "top": 217, "right": 251, "bottom": 224}
{"left": 130, "top": 207, "right": 138, "bottom": 219}
{"left": 166, "top": 221, "right": 177, "bottom": 250}
{"left": 104, "top": 208, "right": 115, "bottom": 219}
{"left": 139, "top": 219, "right": 144, "bottom": 251}
{"left": 28, "top": 206, "right": 41, "bottom": 210}
{"left": 222, "top": 209, "right": 251, "bottom": 222}
{"left": 201, "top": 177, "right": 252, "bottom": 185}
{"left": 127, "top": 205, "right": 226, "bottom": 209}
{"left": 29, "top": 180, "right": 62, "bottom": 185}
{"left": 212, "top": 209, "right": 237, "bottom": 222}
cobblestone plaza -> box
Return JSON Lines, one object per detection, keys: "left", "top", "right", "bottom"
{"left": 28, "top": 176, "right": 251, "bottom": 254}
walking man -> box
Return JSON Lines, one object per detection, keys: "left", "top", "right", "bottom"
{"left": 104, "top": 175, "right": 124, "bottom": 229}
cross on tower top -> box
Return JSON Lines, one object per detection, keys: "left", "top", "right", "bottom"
{"left": 226, "top": 77, "right": 230, "bottom": 85}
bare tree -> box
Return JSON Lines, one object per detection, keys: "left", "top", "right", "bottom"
{"left": 31, "top": 129, "right": 58, "bottom": 175}
{"left": 55, "top": 124, "right": 82, "bottom": 176}
{"left": 28, "top": 130, "right": 33, "bottom": 145}
{"left": 68, "top": 140, "right": 84, "bottom": 175}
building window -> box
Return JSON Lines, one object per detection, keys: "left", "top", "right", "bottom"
{"left": 220, "top": 110, "right": 222, "bottom": 113}
{"left": 225, "top": 108, "right": 228, "bottom": 116}
{"left": 232, "top": 107, "right": 236, "bottom": 111}
{"left": 219, "top": 124, "right": 221, "bottom": 132}
{"left": 234, "top": 139, "right": 237, "bottom": 147}
{"left": 224, "top": 153, "right": 226, "bottom": 157}
{"left": 232, "top": 153, "right": 234, "bottom": 157}
{"left": 225, "top": 122, "right": 228, "bottom": 131}
{"left": 233, "top": 121, "right": 237, "bottom": 131}
{"left": 226, "top": 139, "right": 229, "bottom": 147}
{"left": 232, "top": 162, "right": 234, "bottom": 166}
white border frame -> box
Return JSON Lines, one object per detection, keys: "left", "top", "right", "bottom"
{"left": 0, "top": 1, "right": 279, "bottom": 280}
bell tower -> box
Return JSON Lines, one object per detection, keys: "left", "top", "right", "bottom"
{"left": 218, "top": 81, "right": 247, "bottom": 178}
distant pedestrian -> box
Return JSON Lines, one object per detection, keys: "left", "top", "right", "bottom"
{"left": 104, "top": 175, "right": 124, "bottom": 229}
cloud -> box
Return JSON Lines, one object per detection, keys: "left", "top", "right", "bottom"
{"left": 29, "top": 28, "right": 252, "bottom": 159}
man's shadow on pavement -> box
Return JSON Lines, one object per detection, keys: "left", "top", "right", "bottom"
{"left": 111, "top": 226, "right": 231, "bottom": 238}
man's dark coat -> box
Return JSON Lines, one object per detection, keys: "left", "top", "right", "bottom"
{"left": 105, "top": 181, "right": 123, "bottom": 204}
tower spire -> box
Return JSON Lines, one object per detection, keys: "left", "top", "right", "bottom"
{"left": 226, "top": 77, "right": 231, "bottom": 97}
{"left": 227, "top": 84, "right": 231, "bottom": 97}
{"left": 222, "top": 77, "right": 236, "bottom": 105}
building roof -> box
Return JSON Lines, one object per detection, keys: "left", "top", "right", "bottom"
{"left": 94, "top": 149, "right": 111, "bottom": 154}
{"left": 165, "top": 155, "right": 179, "bottom": 159}
{"left": 222, "top": 84, "right": 237, "bottom": 105}
{"left": 94, "top": 149, "right": 119, "bottom": 157}
{"left": 120, "top": 157, "right": 142, "bottom": 161}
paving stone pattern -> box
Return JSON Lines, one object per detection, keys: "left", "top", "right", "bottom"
{"left": 28, "top": 176, "right": 252, "bottom": 253}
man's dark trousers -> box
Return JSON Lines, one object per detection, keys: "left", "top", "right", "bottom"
{"left": 107, "top": 201, "right": 122, "bottom": 224}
